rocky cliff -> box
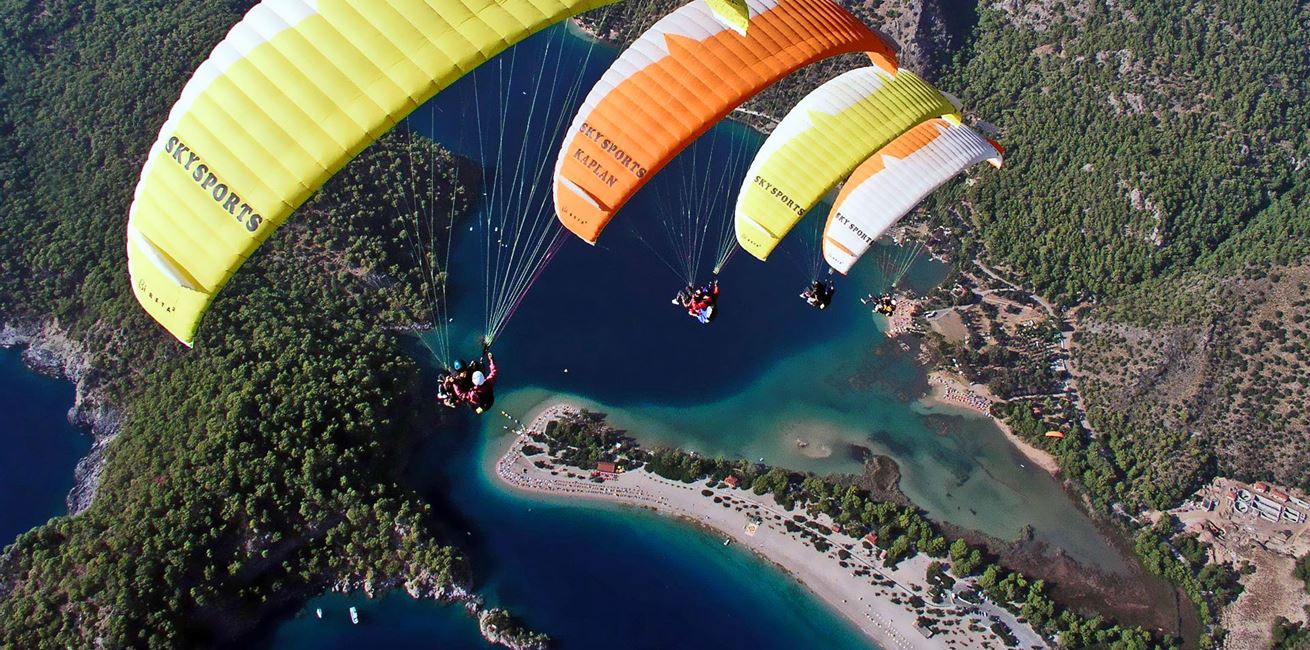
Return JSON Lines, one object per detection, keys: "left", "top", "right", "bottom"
{"left": 1, "top": 320, "right": 119, "bottom": 514}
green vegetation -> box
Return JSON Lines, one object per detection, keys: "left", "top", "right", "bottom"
{"left": 998, "top": 391, "right": 1243, "bottom": 647}
{"left": 588, "top": 0, "right": 1301, "bottom": 644}
{"left": 912, "top": 6, "right": 1310, "bottom": 645}
{"left": 1271, "top": 616, "right": 1310, "bottom": 650}
{"left": 1077, "top": 266, "right": 1310, "bottom": 493}
{"left": 1, "top": 0, "right": 1301, "bottom": 645}
{"left": 928, "top": 0, "right": 1310, "bottom": 505}
{"left": 926, "top": 313, "right": 1065, "bottom": 400}
{"left": 481, "top": 608, "right": 551, "bottom": 649}
{"left": 538, "top": 412, "right": 639, "bottom": 471}
{"left": 0, "top": 2, "right": 479, "bottom": 646}
{"left": 936, "top": 0, "right": 1310, "bottom": 302}
{"left": 1135, "top": 519, "right": 1242, "bottom": 642}
{"left": 909, "top": 0, "right": 1310, "bottom": 503}
{"left": 672, "top": 450, "right": 1173, "bottom": 647}
{"left": 532, "top": 415, "right": 1175, "bottom": 647}
{"left": 999, "top": 397, "right": 1212, "bottom": 512}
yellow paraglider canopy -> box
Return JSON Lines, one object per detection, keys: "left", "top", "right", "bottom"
{"left": 734, "top": 67, "right": 958, "bottom": 261}
{"left": 704, "top": 0, "right": 750, "bottom": 34}
{"left": 128, "top": 0, "right": 617, "bottom": 346}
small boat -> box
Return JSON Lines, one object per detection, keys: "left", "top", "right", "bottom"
{"left": 349, "top": 606, "right": 359, "bottom": 625}
{"left": 315, "top": 608, "right": 322, "bottom": 619}
{"left": 723, "top": 538, "right": 731, "bottom": 546}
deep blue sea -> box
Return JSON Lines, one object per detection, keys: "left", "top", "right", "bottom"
{"left": 258, "top": 24, "right": 1130, "bottom": 649}
{"left": 260, "top": 24, "right": 877, "bottom": 650}
{"left": 0, "top": 21, "right": 1138, "bottom": 650}
{"left": 262, "top": 401, "right": 871, "bottom": 650}
{"left": 405, "top": 24, "right": 1125, "bottom": 563}
{"left": 0, "top": 347, "right": 89, "bottom": 547}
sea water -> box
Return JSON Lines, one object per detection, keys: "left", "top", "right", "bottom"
{"left": 0, "top": 23, "right": 1140, "bottom": 649}
{"left": 266, "top": 22, "right": 1147, "bottom": 648}
{"left": 266, "top": 24, "right": 888, "bottom": 649}
{"left": 255, "top": 24, "right": 1147, "bottom": 648}
{"left": 0, "top": 22, "right": 1136, "bottom": 649}
{"left": 0, "top": 347, "right": 90, "bottom": 547}
{"left": 410, "top": 24, "right": 1127, "bottom": 569}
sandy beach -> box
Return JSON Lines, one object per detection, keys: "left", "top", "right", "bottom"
{"left": 489, "top": 400, "right": 1046, "bottom": 650}
{"left": 917, "top": 371, "right": 1060, "bottom": 476}
{"left": 885, "top": 297, "right": 918, "bottom": 337}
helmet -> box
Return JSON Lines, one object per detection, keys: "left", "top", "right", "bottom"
{"left": 453, "top": 360, "right": 464, "bottom": 371}
{"left": 472, "top": 371, "right": 487, "bottom": 386}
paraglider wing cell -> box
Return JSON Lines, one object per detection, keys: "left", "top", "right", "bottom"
{"left": 823, "top": 118, "right": 1002, "bottom": 274}
{"left": 733, "top": 67, "right": 959, "bottom": 262}
{"left": 552, "top": 0, "right": 897, "bottom": 244}
{"left": 128, "top": 0, "right": 617, "bottom": 346}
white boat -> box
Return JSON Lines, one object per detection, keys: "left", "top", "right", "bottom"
{"left": 315, "top": 608, "right": 322, "bottom": 619}
{"left": 349, "top": 606, "right": 359, "bottom": 625}
{"left": 723, "top": 538, "right": 731, "bottom": 546}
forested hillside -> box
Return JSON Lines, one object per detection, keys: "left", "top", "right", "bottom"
{"left": 0, "top": 2, "right": 479, "bottom": 646}
{"left": 607, "top": 0, "right": 1310, "bottom": 519}
{"left": 934, "top": 0, "right": 1310, "bottom": 301}
{"left": 930, "top": 4, "right": 1309, "bottom": 644}
{"left": 610, "top": 0, "right": 1310, "bottom": 641}
{"left": 1, "top": 0, "right": 1306, "bottom": 646}
{"left": 1076, "top": 264, "right": 1310, "bottom": 497}
{"left": 918, "top": 6, "right": 1310, "bottom": 644}
{"left": 926, "top": 0, "right": 1310, "bottom": 509}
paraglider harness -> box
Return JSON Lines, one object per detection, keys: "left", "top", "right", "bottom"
{"left": 860, "top": 293, "right": 898, "bottom": 315}
{"left": 801, "top": 279, "right": 835, "bottom": 310}
{"left": 673, "top": 278, "right": 719, "bottom": 324}
{"left": 436, "top": 343, "right": 498, "bottom": 414}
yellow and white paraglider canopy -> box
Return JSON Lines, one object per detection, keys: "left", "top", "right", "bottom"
{"left": 733, "top": 67, "right": 959, "bottom": 262}
{"left": 127, "top": 0, "right": 617, "bottom": 346}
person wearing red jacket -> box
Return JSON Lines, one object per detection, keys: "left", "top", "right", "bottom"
{"left": 454, "top": 349, "right": 497, "bottom": 414}
{"left": 672, "top": 279, "right": 719, "bottom": 324}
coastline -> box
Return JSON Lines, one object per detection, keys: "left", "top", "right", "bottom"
{"left": 0, "top": 320, "right": 120, "bottom": 514}
{"left": 916, "top": 370, "right": 1060, "bottom": 476}
{"left": 0, "top": 319, "right": 548, "bottom": 650}
{"left": 487, "top": 399, "right": 1046, "bottom": 650}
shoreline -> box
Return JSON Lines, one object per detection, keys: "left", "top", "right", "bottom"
{"left": 487, "top": 400, "right": 1046, "bottom": 650}
{"left": 1, "top": 320, "right": 120, "bottom": 514}
{"left": 916, "top": 370, "right": 1060, "bottom": 476}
